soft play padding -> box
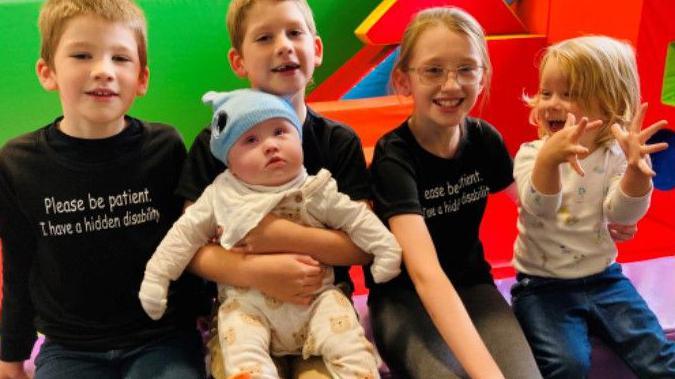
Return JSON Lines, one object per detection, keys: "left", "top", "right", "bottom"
{"left": 546, "top": 0, "right": 644, "bottom": 44}
{"left": 342, "top": 48, "right": 399, "bottom": 100}
{"left": 636, "top": 0, "right": 675, "bottom": 131}
{"left": 356, "top": 0, "right": 527, "bottom": 46}
{"left": 307, "top": 45, "right": 397, "bottom": 102}
{"left": 663, "top": 43, "right": 675, "bottom": 107}
{"left": 651, "top": 129, "right": 675, "bottom": 190}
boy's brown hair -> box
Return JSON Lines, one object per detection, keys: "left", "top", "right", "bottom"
{"left": 38, "top": 0, "right": 148, "bottom": 69}
{"left": 226, "top": 0, "right": 317, "bottom": 52}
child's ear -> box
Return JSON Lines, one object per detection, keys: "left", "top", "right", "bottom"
{"left": 36, "top": 58, "right": 57, "bottom": 91}
{"left": 228, "top": 48, "right": 248, "bottom": 78}
{"left": 313, "top": 36, "right": 323, "bottom": 67}
{"left": 136, "top": 66, "right": 150, "bottom": 96}
{"left": 528, "top": 106, "right": 540, "bottom": 126}
{"left": 392, "top": 69, "right": 412, "bottom": 97}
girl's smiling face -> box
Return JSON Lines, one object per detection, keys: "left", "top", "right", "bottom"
{"left": 394, "top": 24, "right": 485, "bottom": 132}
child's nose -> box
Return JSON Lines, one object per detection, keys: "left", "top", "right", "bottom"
{"left": 546, "top": 95, "right": 564, "bottom": 109}
{"left": 91, "top": 59, "right": 114, "bottom": 81}
{"left": 440, "top": 72, "right": 461, "bottom": 90}
{"left": 263, "top": 138, "right": 280, "bottom": 154}
{"left": 275, "top": 35, "right": 293, "bottom": 56}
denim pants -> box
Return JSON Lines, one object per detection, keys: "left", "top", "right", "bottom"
{"left": 34, "top": 329, "right": 206, "bottom": 379}
{"left": 512, "top": 263, "right": 675, "bottom": 379}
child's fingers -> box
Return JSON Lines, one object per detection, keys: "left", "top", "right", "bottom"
{"left": 585, "top": 119, "right": 603, "bottom": 130}
{"left": 569, "top": 116, "right": 588, "bottom": 140}
{"left": 643, "top": 142, "right": 669, "bottom": 155}
{"left": 570, "top": 144, "right": 589, "bottom": 156}
{"left": 640, "top": 120, "right": 668, "bottom": 142}
{"left": 608, "top": 223, "right": 637, "bottom": 242}
{"left": 568, "top": 156, "right": 585, "bottom": 176}
{"left": 610, "top": 123, "right": 624, "bottom": 139}
{"left": 637, "top": 159, "right": 656, "bottom": 177}
{"left": 564, "top": 112, "right": 577, "bottom": 129}
{"left": 296, "top": 254, "right": 321, "bottom": 267}
{"left": 570, "top": 118, "right": 602, "bottom": 140}
{"left": 631, "top": 103, "right": 649, "bottom": 132}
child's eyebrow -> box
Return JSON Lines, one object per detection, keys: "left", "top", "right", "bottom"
{"left": 419, "top": 56, "right": 480, "bottom": 66}
{"left": 62, "top": 41, "right": 94, "bottom": 50}
{"left": 62, "top": 41, "right": 135, "bottom": 53}
{"left": 248, "top": 20, "right": 308, "bottom": 35}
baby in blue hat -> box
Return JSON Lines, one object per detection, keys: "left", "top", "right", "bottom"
{"left": 139, "top": 89, "right": 401, "bottom": 378}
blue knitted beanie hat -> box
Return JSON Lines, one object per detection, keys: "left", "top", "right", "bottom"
{"left": 203, "top": 89, "right": 302, "bottom": 166}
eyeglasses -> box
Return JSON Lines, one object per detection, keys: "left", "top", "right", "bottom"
{"left": 408, "top": 64, "right": 484, "bottom": 86}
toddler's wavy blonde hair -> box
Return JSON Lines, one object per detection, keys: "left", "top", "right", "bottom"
{"left": 527, "top": 36, "right": 640, "bottom": 145}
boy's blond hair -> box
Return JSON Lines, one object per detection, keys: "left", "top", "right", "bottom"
{"left": 226, "top": 0, "right": 317, "bottom": 52}
{"left": 38, "top": 0, "right": 148, "bottom": 69}
{"left": 528, "top": 36, "right": 640, "bottom": 145}
{"left": 393, "top": 7, "right": 493, "bottom": 98}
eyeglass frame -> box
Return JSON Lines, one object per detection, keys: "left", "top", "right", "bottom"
{"left": 406, "top": 64, "right": 485, "bottom": 86}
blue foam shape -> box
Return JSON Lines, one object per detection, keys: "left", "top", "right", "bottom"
{"left": 342, "top": 48, "right": 400, "bottom": 100}
{"left": 650, "top": 128, "right": 675, "bottom": 190}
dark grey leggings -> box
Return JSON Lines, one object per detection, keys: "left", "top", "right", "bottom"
{"left": 369, "top": 284, "right": 542, "bottom": 379}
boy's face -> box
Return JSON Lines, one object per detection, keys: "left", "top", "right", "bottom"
{"left": 228, "top": 1, "right": 323, "bottom": 99}
{"left": 228, "top": 118, "right": 303, "bottom": 186}
{"left": 36, "top": 15, "right": 149, "bottom": 134}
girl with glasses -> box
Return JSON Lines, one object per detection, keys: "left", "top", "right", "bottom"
{"left": 366, "top": 7, "right": 542, "bottom": 379}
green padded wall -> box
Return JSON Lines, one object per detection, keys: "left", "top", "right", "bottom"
{"left": 663, "top": 42, "right": 675, "bottom": 106}
{"left": 0, "top": 0, "right": 379, "bottom": 146}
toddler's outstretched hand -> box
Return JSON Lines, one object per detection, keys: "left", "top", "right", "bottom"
{"left": 611, "top": 103, "right": 669, "bottom": 177}
{"left": 138, "top": 272, "right": 169, "bottom": 320}
{"left": 540, "top": 113, "right": 603, "bottom": 176}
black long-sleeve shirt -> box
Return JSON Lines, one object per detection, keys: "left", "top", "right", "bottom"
{"left": 0, "top": 117, "right": 204, "bottom": 361}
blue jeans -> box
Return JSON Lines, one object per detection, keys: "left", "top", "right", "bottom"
{"left": 34, "top": 329, "right": 206, "bottom": 379}
{"left": 511, "top": 263, "right": 675, "bottom": 379}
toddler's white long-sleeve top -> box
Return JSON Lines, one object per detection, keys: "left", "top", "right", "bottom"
{"left": 513, "top": 140, "right": 651, "bottom": 279}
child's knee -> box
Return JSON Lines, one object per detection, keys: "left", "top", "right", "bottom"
{"left": 540, "top": 351, "right": 590, "bottom": 379}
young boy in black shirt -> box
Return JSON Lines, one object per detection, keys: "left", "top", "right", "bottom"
{"left": 0, "top": 1, "right": 205, "bottom": 378}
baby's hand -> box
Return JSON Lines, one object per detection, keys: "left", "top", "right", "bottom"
{"left": 138, "top": 273, "right": 169, "bottom": 320}
{"left": 232, "top": 214, "right": 298, "bottom": 254}
{"left": 251, "top": 254, "right": 324, "bottom": 305}
{"left": 611, "top": 103, "right": 669, "bottom": 177}
{"left": 209, "top": 226, "right": 223, "bottom": 244}
{"left": 540, "top": 113, "right": 603, "bottom": 176}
